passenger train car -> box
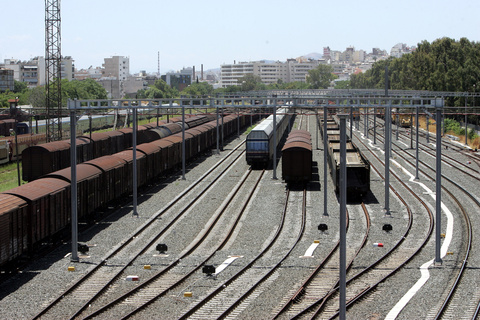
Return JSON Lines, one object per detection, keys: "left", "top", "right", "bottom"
{"left": 246, "top": 107, "right": 292, "bottom": 167}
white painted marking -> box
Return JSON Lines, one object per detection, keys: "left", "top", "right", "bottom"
{"left": 215, "top": 256, "right": 242, "bottom": 275}
{"left": 385, "top": 160, "right": 454, "bottom": 319}
{"left": 301, "top": 241, "right": 320, "bottom": 258}
{"left": 365, "top": 134, "right": 454, "bottom": 320}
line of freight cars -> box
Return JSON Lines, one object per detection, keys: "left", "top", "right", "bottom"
{"left": 0, "top": 112, "right": 256, "bottom": 268}
{"left": 320, "top": 115, "right": 370, "bottom": 201}
{"left": 0, "top": 110, "right": 159, "bottom": 166}
{"left": 281, "top": 130, "right": 313, "bottom": 183}
{"left": 21, "top": 114, "right": 215, "bottom": 181}
{"left": 246, "top": 107, "right": 293, "bottom": 167}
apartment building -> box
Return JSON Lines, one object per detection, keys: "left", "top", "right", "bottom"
{"left": 102, "top": 56, "right": 129, "bottom": 81}
{"left": 0, "top": 68, "right": 14, "bottom": 92}
{"left": 220, "top": 59, "right": 321, "bottom": 88}
{"left": 0, "top": 56, "right": 74, "bottom": 88}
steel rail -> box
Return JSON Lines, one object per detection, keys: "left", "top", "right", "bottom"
{"left": 83, "top": 167, "right": 262, "bottom": 319}
{"left": 31, "top": 141, "right": 246, "bottom": 320}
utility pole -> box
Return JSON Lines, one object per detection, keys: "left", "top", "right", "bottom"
{"left": 45, "top": 0, "right": 62, "bottom": 142}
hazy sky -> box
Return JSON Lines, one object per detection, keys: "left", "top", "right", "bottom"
{"left": 1, "top": 0, "right": 478, "bottom": 74}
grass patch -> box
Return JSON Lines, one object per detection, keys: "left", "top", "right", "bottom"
{"left": 0, "top": 162, "right": 24, "bottom": 192}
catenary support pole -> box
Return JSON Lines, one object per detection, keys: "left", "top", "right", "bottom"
{"left": 69, "top": 105, "right": 79, "bottom": 262}
{"left": 216, "top": 104, "right": 220, "bottom": 154}
{"left": 349, "top": 107, "right": 353, "bottom": 138}
{"left": 182, "top": 102, "right": 186, "bottom": 180}
{"left": 132, "top": 106, "right": 138, "bottom": 216}
{"left": 221, "top": 107, "right": 224, "bottom": 151}
{"left": 316, "top": 108, "right": 319, "bottom": 149}
{"left": 323, "top": 105, "right": 328, "bottom": 217}
{"left": 373, "top": 106, "right": 377, "bottom": 144}
{"left": 465, "top": 96, "right": 468, "bottom": 146}
{"left": 415, "top": 106, "right": 419, "bottom": 180}
{"left": 427, "top": 114, "right": 430, "bottom": 144}
{"left": 410, "top": 111, "right": 413, "bottom": 149}
{"left": 338, "top": 113, "right": 348, "bottom": 320}
{"left": 384, "top": 102, "right": 391, "bottom": 215}
{"left": 435, "top": 103, "right": 443, "bottom": 264}
{"left": 396, "top": 113, "right": 399, "bottom": 140}
{"left": 272, "top": 98, "right": 278, "bottom": 180}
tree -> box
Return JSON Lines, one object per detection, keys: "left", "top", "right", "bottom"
{"left": 138, "top": 79, "right": 179, "bottom": 99}
{"left": 306, "top": 64, "right": 337, "bottom": 89}
{"left": 181, "top": 82, "right": 214, "bottom": 96}
{"left": 334, "top": 80, "right": 350, "bottom": 89}
{"left": 237, "top": 74, "right": 266, "bottom": 91}
{"left": 13, "top": 81, "right": 28, "bottom": 93}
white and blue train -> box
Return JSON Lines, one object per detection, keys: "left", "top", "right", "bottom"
{"left": 246, "top": 107, "right": 292, "bottom": 166}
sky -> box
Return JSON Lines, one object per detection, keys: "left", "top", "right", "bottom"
{"left": 1, "top": 0, "right": 479, "bottom": 74}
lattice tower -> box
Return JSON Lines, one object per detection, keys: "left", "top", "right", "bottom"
{"left": 45, "top": 0, "right": 62, "bottom": 142}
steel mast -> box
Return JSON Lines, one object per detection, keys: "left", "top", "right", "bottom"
{"left": 45, "top": 0, "right": 62, "bottom": 142}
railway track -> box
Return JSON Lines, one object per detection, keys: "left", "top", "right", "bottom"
{"left": 373, "top": 131, "right": 478, "bottom": 318}
{"left": 33, "top": 140, "right": 248, "bottom": 319}
{"left": 178, "top": 187, "right": 306, "bottom": 319}
{"left": 85, "top": 168, "right": 265, "bottom": 319}
{"left": 357, "top": 119, "right": 477, "bottom": 318}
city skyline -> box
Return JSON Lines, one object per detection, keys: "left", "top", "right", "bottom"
{"left": 1, "top": 0, "right": 479, "bottom": 74}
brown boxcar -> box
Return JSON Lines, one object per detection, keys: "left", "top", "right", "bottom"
{"left": 83, "top": 155, "right": 127, "bottom": 203}
{"left": 44, "top": 164, "right": 103, "bottom": 218}
{"left": 281, "top": 130, "right": 312, "bottom": 183}
{"left": 136, "top": 143, "right": 161, "bottom": 182}
{"left": 162, "top": 136, "right": 183, "bottom": 169}
{"left": 150, "top": 139, "right": 174, "bottom": 173}
{"left": 114, "top": 150, "right": 147, "bottom": 192}
{"left": 73, "top": 137, "right": 93, "bottom": 164}
{"left": 5, "top": 178, "right": 70, "bottom": 248}
{"left": 0, "top": 194, "right": 28, "bottom": 267}
{"left": 22, "top": 140, "right": 71, "bottom": 181}
{"left": 102, "top": 130, "right": 126, "bottom": 154}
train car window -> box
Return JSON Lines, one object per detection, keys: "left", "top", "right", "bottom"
{"left": 247, "top": 140, "right": 268, "bottom": 151}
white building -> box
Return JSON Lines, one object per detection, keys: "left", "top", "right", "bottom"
{"left": 220, "top": 59, "right": 322, "bottom": 88}
{"left": 390, "top": 43, "right": 414, "bottom": 58}
{"left": 102, "top": 56, "right": 129, "bottom": 81}
{"left": 0, "top": 56, "right": 74, "bottom": 88}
